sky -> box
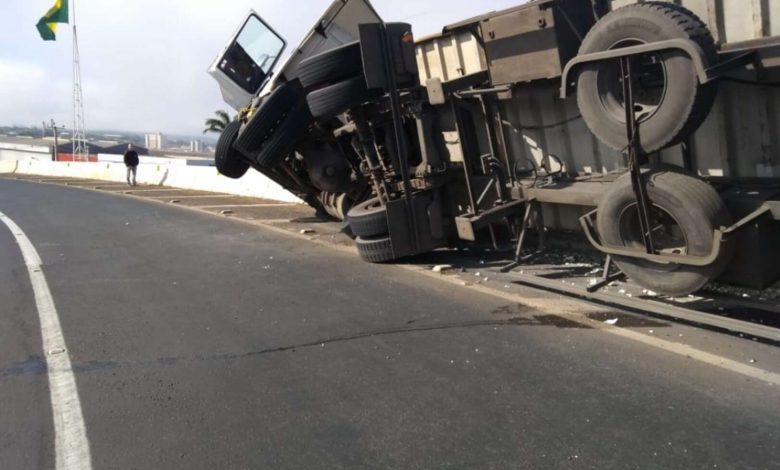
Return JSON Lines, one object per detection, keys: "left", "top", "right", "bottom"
{"left": 0, "top": 0, "right": 522, "bottom": 136}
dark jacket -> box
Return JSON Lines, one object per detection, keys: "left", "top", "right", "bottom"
{"left": 124, "top": 150, "right": 139, "bottom": 167}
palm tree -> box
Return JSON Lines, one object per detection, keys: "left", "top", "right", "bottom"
{"left": 203, "top": 110, "right": 232, "bottom": 134}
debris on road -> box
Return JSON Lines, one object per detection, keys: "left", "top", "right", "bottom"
{"left": 604, "top": 318, "right": 619, "bottom": 326}
{"left": 432, "top": 264, "right": 454, "bottom": 273}
{"left": 299, "top": 229, "right": 316, "bottom": 235}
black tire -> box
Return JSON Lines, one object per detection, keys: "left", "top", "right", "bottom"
{"left": 214, "top": 120, "right": 249, "bottom": 179}
{"left": 347, "top": 197, "right": 388, "bottom": 237}
{"left": 252, "top": 99, "right": 313, "bottom": 168}
{"left": 298, "top": 42, "right": 363, "bottom": 88}
{"left": 307, "top": 76, "right": 382, "bottom": 119}
{"left": 596, "top": 168, "right": 733, "bottom": 296}
{"left": 576, "top": 2, "right": 718, "bottom": 153}
{"left": 234, "top": 82, "right": 305, "bottom": 158}
{"left": 356, "top": 234, "right": 397, "bottom": 263}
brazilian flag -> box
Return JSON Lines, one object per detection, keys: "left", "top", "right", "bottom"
{"left": 36, "top": 0, "right": 69, "bottom": 41}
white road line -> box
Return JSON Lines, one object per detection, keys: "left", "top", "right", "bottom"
{"left": 0, "top": 211, "right": 92, "bottom": 470}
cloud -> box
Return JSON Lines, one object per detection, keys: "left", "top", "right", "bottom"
{"left": 0, "top": 59, "right": 71, "bottom": 127}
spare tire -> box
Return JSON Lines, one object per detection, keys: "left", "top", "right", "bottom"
{"left": 576, "top": 2, "right": 718, "bottom": 153}
{"left": 596, "top": 168, "right": 733, "bottom": 296}
{"left": 298, "top": 42, "right": 363, "bottom": 89}
{"left": 307, "top": 76, "right": 382, "bottom": 119}
{"left": 214, "top": 120, "right": 249, "bottom": 179}
{"left": 347, "top": 197, "right": 388, "bottom": 237}
{"left": 234, "top": 82, "right": 306, "bottom": 158}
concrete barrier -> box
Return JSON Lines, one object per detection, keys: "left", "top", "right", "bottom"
{"left": 8, "top": 160, "right": 301, "bottom": 203}
{"left": 0, "top": 142, "right": 51, "bottom": 161}
{"left": 97, "top": 153, "right": 188, "bottom": 166}
{"left": 96, "top": 153, "right": 214, "bottom": 167}
{"left": 0, "top": 160, "right": 19, "bottom": 173}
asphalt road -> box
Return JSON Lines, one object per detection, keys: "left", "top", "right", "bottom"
{"left": 1, "top": 178, "right": 779, "bottom": 470}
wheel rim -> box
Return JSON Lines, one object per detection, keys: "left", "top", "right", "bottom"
{"left": 358, "top": 199, "right": 383, "bottom": 214}
{"left": 617, "top": 203, "right": 688, "bottom": 272}
{"left": 596, "top": 39, "right": 668, "bottom": 125}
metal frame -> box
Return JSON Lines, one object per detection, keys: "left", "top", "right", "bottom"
{"left": 560, "top": 37, "right": 774, "bottom": 269}
{"left": 619, "top": 56, "right": 656, "bottom": 256}
{"left": 579, "top": 209, "right": 725, "bottom": 267}
{"left": 579, "top": 198, "right": 780, "bottom": 267}
{"left": 499, "top": 199, "right": 547, "bottom": 273}
{"left": 559, "top": 38, "right": 756, "bottom": 98}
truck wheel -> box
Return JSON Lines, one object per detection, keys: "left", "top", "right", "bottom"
{"left": 214, "top": 120, "right": 249, "bottom": 179}
{"left": 356, "top": 234, "right": 397, "bottom": 263}
{"left": 306, "top": 76, "right": 382, "bottom": 119}
{"left": 234, "top": 82, "right": 306, "bottom": 159}
{"left": 347, "top": 197, "right": 388, "bottom": 237}
{"left": 252, "top": 100, "right": 313, "bottom": 168}
{"left": 298, "top": 42, "right": 363, "bottom": 89}
{"left": 576, "top": 2, "right": 718, "bottom": 153}
{"left": 596, "top": 168, "right": 733, "bottom": 296}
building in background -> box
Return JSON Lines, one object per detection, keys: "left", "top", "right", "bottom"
{"left": 144, "top": 132, "right": 166, "bottom": 150}
{"left": 190, "top": 140, "right": 203, "bottom": 153}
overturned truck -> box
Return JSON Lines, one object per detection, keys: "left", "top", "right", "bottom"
{"left": 208, "top": 0, "right": 780, "bottom": 297}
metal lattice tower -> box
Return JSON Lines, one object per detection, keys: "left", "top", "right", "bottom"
{"left": 71, "top": 0, "right": 88, "bottom": 161}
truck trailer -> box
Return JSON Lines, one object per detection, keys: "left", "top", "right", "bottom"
{"left": 207, "top": 0, "right": 780, "bottom": 297}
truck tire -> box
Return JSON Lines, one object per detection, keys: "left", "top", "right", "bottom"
{"left": 214, "top": 120, "right": 249, "bottom": 179}
{"left": 298, "top": 42, "right": 363, "bottom": 89}
{"left": 596, "top": 168, "right": 733, "bottom": 296}
{"left": 356, "top": 234, "right": 397, "bottom": 263}
{"left": 576, "top": 2, "right": 718, "bottom": 153}
{"left": 252, "top": 100, "right": 313, "bottom": 168}
{"left": 347, "top": 197, "right": 388, "bottom": 237}
{"left": 307, "top": 76, "right": 382, "bottom": 119}
{"left": 234, "top": 82, "right": 305, "bottom": 159}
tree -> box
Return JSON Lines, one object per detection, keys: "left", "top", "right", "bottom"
{"left": 203, "top": 110, "right": 232, "bottom": 134}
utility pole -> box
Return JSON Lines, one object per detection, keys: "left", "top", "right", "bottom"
{"left": 50, "top": 119, "right": 66, "bottom": 162}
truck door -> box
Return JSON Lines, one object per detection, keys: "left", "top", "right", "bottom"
{"left": 208, "top": 12, "right": 286, "bottom": 110}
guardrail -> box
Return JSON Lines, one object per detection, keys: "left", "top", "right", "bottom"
{"left": 3, "top": 160, "right": 301, "bottom": 203}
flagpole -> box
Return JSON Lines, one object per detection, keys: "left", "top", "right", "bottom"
{"left": 72, "top": 0, "right": 76, "bottom": 159}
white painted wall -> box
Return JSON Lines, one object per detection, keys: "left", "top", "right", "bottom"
{"left": 0, "top": 143, "right": 51, "bottom": 161}
{"left": 7, "top": 160, "right": 302, "bottom": 203}
{"left": 96, "top": 154, "right": 213, "bottom": 167}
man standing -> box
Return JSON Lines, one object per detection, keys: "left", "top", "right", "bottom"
{"left": 124, "top": 144, "right": 139, "bottom": 186}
